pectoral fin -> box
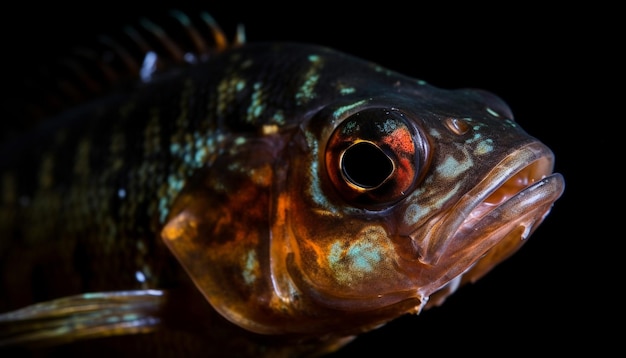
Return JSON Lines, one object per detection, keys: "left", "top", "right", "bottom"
{"left": 0, "top": 290, "right": 166, "bottom": 347}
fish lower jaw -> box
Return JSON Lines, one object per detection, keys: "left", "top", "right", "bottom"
{"left": 452, "top": 171, "right": 564, "bottom": 284}
{"left": 408, "top": 143, "right": 564, "bottom": 293}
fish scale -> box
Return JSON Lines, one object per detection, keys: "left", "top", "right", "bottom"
{"left": 0, "top": 12, "right": 564, "bottom": 357}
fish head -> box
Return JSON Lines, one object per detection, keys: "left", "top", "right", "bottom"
{"left": 271, "top": 85, "right": 564, "bottom": 328}
{"left": 161, "top": 81, "right": 564, "bottom": 338}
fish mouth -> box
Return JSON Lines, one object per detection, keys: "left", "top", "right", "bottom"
{"left": 413, "top": 141, "right": 565, "bottom": 292}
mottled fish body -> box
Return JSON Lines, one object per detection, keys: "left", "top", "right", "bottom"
{"left": 0, "top": 12, "right": 564, "bottom": 357}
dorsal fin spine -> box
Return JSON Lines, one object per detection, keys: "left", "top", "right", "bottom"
{"left": 98, "top": 35, "right": 141, "bottom": 74}
{"left": 139, "top": 18, "right": 185, "bottom": 63}
{"left": 10, "top": 11, "right": 246, "bottom": 122}
{"left": 199, "top": 12, "right": 228, "bottom": 50}
{"left": 169, "top": 10, "right": 209, "bottom": 57}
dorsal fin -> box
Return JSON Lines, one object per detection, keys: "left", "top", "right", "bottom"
{"left": 1, "top": 10, "right": 245, "bottom": 143}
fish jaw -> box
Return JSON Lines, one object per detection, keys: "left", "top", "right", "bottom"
{"left": 406, "top": 140, "right": 565, "bottom": 301}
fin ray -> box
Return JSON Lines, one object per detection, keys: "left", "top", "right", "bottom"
{"left": 0, "top": 290, "right": 166, "bottom": 347}
{"left": 7, "top": 10, "right": 245, "bottom": 125}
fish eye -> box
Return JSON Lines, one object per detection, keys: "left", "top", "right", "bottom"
{"left": 341, "top": 141, "right": 393, "bottom": 188}
{"left": 325, "top": 108, "right": 422, "bottom": 208}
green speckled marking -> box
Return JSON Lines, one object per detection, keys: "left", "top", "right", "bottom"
{"left": 339, "top": 87, "right": 355, "bottom": 95}
{"left": 341, "top": 120, "right": 359, "bottom": 135}
{"left": 247, "top": 82, "right": 266, "bottom": 122}
{"left": 332, "top": 99, "right": 367, "bottom": 120}
{"left": 403, "top": 179, "right": 461, "bottom": 226}
{"left": 305, "top": 131, "right": 338, "bottom": 215}
{"left": 217, "top": 75, "right": 246, "bottom": 117}
{"left": 158, "top": 197, "right": 169, "bottom": 222}
{"left": 121, "top": 314, "right": 140, "bottom": 322}
{"left": 295, "top": 54, "right": 323, "bottom": 105}
{"left": 467, "top": 132, "right": 482, "bottom": 143}
{"left": 235, "top": 79, "right": 245, "bottom": 91}
{"left": 194, "top": 147, "right": 207, "bottom": 164}
{"left": 327, "top": 226, "right": 388, "bottom": 284}
{"left": 485, "top": 107, "right": 500, "bottom": 117}
{"left": 161, "top": 127, "right": 223, "bottom": 222}
{"left": 474, "top": 139, "right": 494, "bottom": 155}
{"left": 295, "top": 74, "right": 319, "bottom": 104}
{"left": 242, "top": 250, "right": 258, "bottom": 285}
{"left": 504, "top": 118, "right": 518, "bottom": 128}
{"left": 346, "top": 241, "right": 381, "bottom": 271}
{"left": 404, "top": 203, "right": 425, "bottom": 226}
{"left": 372, "top": 65, "right": 393, "bottom": 76}
{"left": 328, "top": 240, "right": 382, "bottom": 273}
{"left": 272, "top": 110, "right": 286, "bottom": 125}
{"left": 156, "top": 82, "right": 198, "bottom": 223}
{"left": 328, "top": 242, "right": 342, "bottom": 267}
{"left": 438, "top": 154, "right": 473, "bottom": 179}
{"left": 167, "top": 175, "right": 184, "bottom": 191}
{"left": 378, "top": 118, "right": 398, "bottom": 134}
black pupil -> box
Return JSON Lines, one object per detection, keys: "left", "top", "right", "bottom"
{"left": 342, "top": 142, "right": 393, "bottom": 188}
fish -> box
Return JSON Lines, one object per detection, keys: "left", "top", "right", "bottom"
{"left": 0, "top": 11, "right": 565, "bottom": 357}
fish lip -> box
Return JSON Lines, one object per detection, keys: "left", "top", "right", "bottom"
{"left": 415, "top": 141, "right": 565, "bottom": 275}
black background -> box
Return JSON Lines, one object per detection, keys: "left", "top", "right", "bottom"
{"left": 0, "top": 2, "right": 606, "bottom": 356}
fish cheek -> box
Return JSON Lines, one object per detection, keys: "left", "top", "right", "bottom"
{"left": 160, "top": 138, "right": 283, "bottom": 333}
{"left": 281, "top": 155, "right": 418, "bottom": 310}
{"left": 295, "top": 224, "right": 404, "bottom": 293}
